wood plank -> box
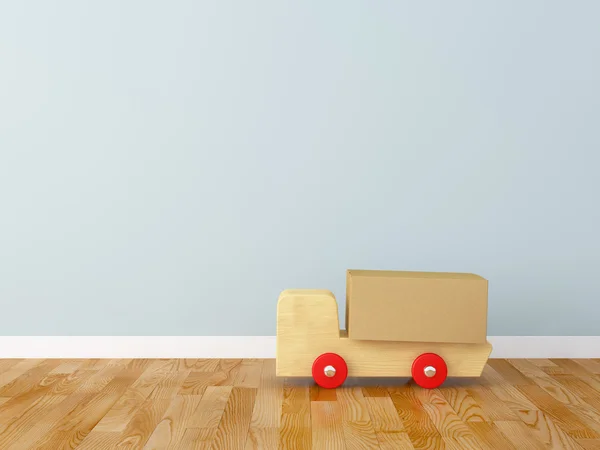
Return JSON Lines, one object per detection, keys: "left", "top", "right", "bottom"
{"left": 377, "top": 431, "right": 415, "bottom": 450}
{"left": 551, "top": 374, "right": 600, "bottom": 404}
{"left": 221, "top": 358, "right": 244, "bottom": 373}
{"left": 365, "top": 396, "right": 413, "bottom": 449}
{"left": 517, "top": 384, "right": 599, "bottom": 439}
{"left": 216, "top": 359, "right": 243, "bottom": 384}
{"left": 508, "top": 359, "right": 590, "bottom": 408}
{"left": 0, "top": 366, "right": 122, "bottom": 447}
{"left": 577, "top": 439, "right": 600, "bottom": 449}
{"left": 575, "top": 376, "right": 600, "bottom": 395}
{"left": 565, "top": 404, "right": 600, "bottom": 440}
{"left": 0, "top": 372, "right": 69, "bottom": 427}
{"left": 388, "top": 386, "right": 441, "bottom": 446}
{"left": 114, "top": 370, "right": 190, "bottom": 448}
{"left": 0, "top": 394, "right": 68, "bottom": 447}
{"left": 1, "top": 391, "right": 81, "bottom": 448}
{"left": 48, "top": 369, "right": 96, "bottom": 396}
{"left": 468, "top": 422, "right": 516, "bottom": 450}
{"left": 580, "top": 394, "right": 600, "bottom": 416}
{"left": 549, "top": 376, "right": 600, "bottom": 436}
{"left": 480, "top": 364, "right": 539, "bottom": 411}
{"left": 144, "top": 358, "right": 215, "bottom": 372}
{"left": 415, "top": 388, "right": 482, "bottom": 448}
{"left": 280, "top": 385, "right": 311, "bottom": 449}
{"left": 443, "top": 437, "right": 467, "bottom": 449}
{"left": 387, "top": 386, "right": 433, "bottom": 434}
{"left": 9, "top": 368, "right": 138, "bottom": 449}
{"left": 118, "top": 359, "right": 152, "bottom": 373}
{"left": 365, "top": 396, "right": 405, "bottom": 432}
{"left": 362, "top": 386, "right": 391, "bottom": 397}
{"left": 24, "top": 372, "right": 141, "bottom": 449}
{"left": 540, "top": 365, "right": 570, "bottom": 375}
{"left": 572, "top": 359, "right": 600, "bottom": 375}
{"left": 179, "top": 427, "right": 215, "bottom": 450}
{"left": 489, "top": 383, "right": 539, "bottom": 412}
{"left": 551, "top": 359, "right": 597, "bottom": 377}
{"left": 176, "top": 386, "right": 231, "bottom": 448}
{"left": 115, "top": 398, "right": 174, "bottom": 449}
{"left": 439, "top": 387, "right": 490, "bottom": 422}
{"left": 0, "top": 359, "right": 23, "bottom": 373}
{"left": 179, "top": 371, "right": 230, "bottom": 396}
{"left": 466, "top": 387, "right": 518, "bottom": 421}
{"left": 234, "top": 360, "right": 263, "bottom": 388}
{"left": 183, "top": 359, "right": 221, "bottom": 372}
{"left": 311, "top": 401, "right": 345, "bottom": 450}
{"left": 311, "top": 385, "right": 338, "bottom": 401}
{"left": 178, "top": 359, "right": 241, "bottom": 395}
{"left": 337, "top": 387, "right": 379, "bottom": 449}
{"left": 507, "top": 359, "right": 552, "bottom": 380}
{"left": 0, "top": 359, "right": 45, "bottom": 390}
{"left": 75, "top": 431, "right": 122, "bottom": 449}
{"left": 148, "top": 371, "right": 190, "bottom": 399}
{"left": 210, "top": 387, "right": 257, "bottom": 450}
{"left": 480, "top": 364, "right": 510, "bottom": 386}
{"left": 528, "top": 359, "right": 558, "bottom": 367}
{"left": 488, "top": 359, "right": 535, "bottom": 385}
{"left": 0, "top": 359, "right": 61, "bottom": 396}
{"left": 494, "top": 420, "right": 547, "bottom": 450}
{"left": 48, "top": 360, "right": 85, "bottom": 374}
{"left": 75, "top": 360, "right": 133, "bottom": 394}
{"left": 515, "top": 409, "right": 584, "bottom": 449}
{"left": 146, "top": 359, "right": 183, "bottom": 372}
{"left": 89, "top": 364, "right": 167, "bottom": 433}
{"left": 77, "top": 359, "right": 111, "bottom": 371}
{"left": 246, "top": 359, "right": 283, "bottom": 448}
{"left": 143, "top": 395, "right": 204, "bottom": 449}
{"left": 244, "top": 427, "right": 279, "bottom": 450}
{"left": 408, "top": 435, "right": 445, "bottom": 450}
{"left": 532, "top": 375, "right": 585, "bottom": 406}
{"left": 187, "top": 386, "right": 232, "bottom": 429}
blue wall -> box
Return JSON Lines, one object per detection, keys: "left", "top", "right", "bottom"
{"left": 1, "top": 1, "right": 598, "bottom": 335}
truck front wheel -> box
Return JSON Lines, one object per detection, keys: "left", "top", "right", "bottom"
{"left": 411, "top": 353, "right": 448, "bottom": 389}
{"left": 312, "top": 352, "right": 348, "bottom": 389}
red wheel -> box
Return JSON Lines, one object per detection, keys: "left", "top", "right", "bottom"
{"left": 411, "top": 353, "right": 447, "bottom": 389}
{"left": 312, "top": 353, "right": 348, "bottom": 389}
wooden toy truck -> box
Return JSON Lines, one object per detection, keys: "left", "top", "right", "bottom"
{"left": 276, "top": 270, "right": 492, "bottom": 389}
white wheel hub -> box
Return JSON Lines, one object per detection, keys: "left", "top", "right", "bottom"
{"left": 324, "top": 365, "right": 336, "bottom": 377}
{"left": 424, "top": 366, "right": 436, "bottom": 378}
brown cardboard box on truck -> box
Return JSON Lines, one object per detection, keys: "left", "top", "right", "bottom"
{"left": 346, "top": 270, "right": 488, "bottom": 344}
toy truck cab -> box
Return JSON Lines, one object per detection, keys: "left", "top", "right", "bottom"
{"left": 276, "top": 270, "right": 492, "bottom": 389}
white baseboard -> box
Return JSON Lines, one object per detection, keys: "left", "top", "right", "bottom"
{"left": 0, "top": 337, "right": 277, "bottom": 359}
{"left": 0, "top": 336, "right": 598, "bottom": 359}
{"left": 487, "top": 336, "right": 600, "bottom": 358}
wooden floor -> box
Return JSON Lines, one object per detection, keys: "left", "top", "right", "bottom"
{"left": 0, "top": 359, "right": 599, "bottom": 449}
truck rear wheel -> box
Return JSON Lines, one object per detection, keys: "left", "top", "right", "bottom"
{"left": 411, "top": 353, "right": 447, "bottom": 389}
{"left": 312, "top": 352, "right": 348, "bottom": 389}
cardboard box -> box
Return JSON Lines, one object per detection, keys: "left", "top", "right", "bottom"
{"left": 346, "top": 270, "right": 488, "bottom": 344}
